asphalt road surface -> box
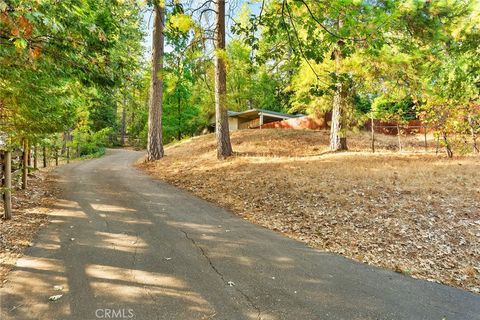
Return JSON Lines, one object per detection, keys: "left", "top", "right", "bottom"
{"left": 1, "top": 149, "right": 479, "bottom": 320}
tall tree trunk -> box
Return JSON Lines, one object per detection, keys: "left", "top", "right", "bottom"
{"left": 177, "top": 95, "right": 182, "bottom": 141}
{"left": 27, "top": 142, "right": 31, "bottom": 173}
{"left": 147, "top": 2, "right": 165, "bottom": 161}
{"left": 330, "top": 47, "right": 347, "bottom": 151}
{"left": 22, "top": 139, "right": 28, "bottom": 189}
{"left": 33, "top": 144, "right": 38, "bottom": 169}
{"left": 43, "top": 145, "right": 47, "bottom": 168}
{"left": 214, "top": 0, "right": 233, "bottom": 159}
{"left": 121, "top": 91, "right": 127, "bottom": 146}
{"left": 3, "top": 150, "right": 12, "bottom": 219}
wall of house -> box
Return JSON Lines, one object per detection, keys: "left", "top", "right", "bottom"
{"left": 261, "top": 114, "right": 427, "bottom": 135}
{"left": 228, "top": 117, "right": 239, "bottom": 131}
{"left": 238, "top": 118, "right": 260, "bottom": 130}
{"left": 261, "top": 115, "right": 329, "bottom": 130}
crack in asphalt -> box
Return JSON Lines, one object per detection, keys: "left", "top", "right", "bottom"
{"left": 180, "top": 230, "right": 262, "bottom": 320}
{"left": 128, "top": 232, "right": 161, "bottom": 320}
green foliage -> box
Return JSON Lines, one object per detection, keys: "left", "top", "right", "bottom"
{"left": 352, "top": 94, "right": 371, "bottom": 114}
{"left": 226, "top": 40, "right": 284, "bottom": 112}
{"left": 0, "top": 0, "right": 144, "bottom": 155}
{"left": 76, "top": 127, "right": 112, "bottom": 156}
{"left": 372, "top": 97, "right": 416, "bottom": 122}
{"left": 1, "top": 0, "right": 479, "bottom": 158}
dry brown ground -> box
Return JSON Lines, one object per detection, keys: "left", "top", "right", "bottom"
{"left": 139, "top": 129, "right": 480, "bottom": 293}
{"left": 0, "top": 169, "right": 59, "bottom": 285}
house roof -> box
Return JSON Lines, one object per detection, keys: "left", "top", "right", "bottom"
{"left": 228, "top": 109, "right": 304, "bottom": 119}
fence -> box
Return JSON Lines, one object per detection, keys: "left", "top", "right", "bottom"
{"left": 257, "top": 114, "right": 479, "bottom": 154}
{"left": 1, "top": 143, "right": 76, "bottom": 219}
{"left": 367, "top": 119, "right": 429, "bottom": 153}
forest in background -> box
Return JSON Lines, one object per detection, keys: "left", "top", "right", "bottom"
{"left": 0, "top": 0, "right": 479, "bottom": 156}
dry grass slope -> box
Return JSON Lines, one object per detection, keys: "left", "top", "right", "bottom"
{"left": 139, "top": 129, "right": 480, "bottom": 293}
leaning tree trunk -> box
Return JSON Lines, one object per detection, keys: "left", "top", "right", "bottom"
{"left": 443, "top": 131, "right": 453, "bottom": 158}
{"left": 146, "top": 2, "right": 165, "bottom": 161}
{"left": 330, "top": 46, "right": 347, "bottom": 151}
{"left": 214, "top": 0, "right": 233, "bottom": 159}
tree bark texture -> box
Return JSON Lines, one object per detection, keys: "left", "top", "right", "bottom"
{"left": 214, "top": 0, "right": 233, "bottom": 159}
{"left": 3, "top": 150, "right": 12, "bottom": 219}
{"left": 43, "top": 145, "right": 47, "bottom": 168}
{"left": 33, "top": 145, "right": 38, "bottom": 169}
{"left": 147, "top": 2, "right": 165, "bottom": 161}
{"left": 443, "top": 132, "right": 453, "bottom": 158}
{"left": 329, "top": 47, "right": 347, "bottom": 151}
{"left": 22, "top": 139, "right": 28, "bottom": 189}
{"left": 121, "top": 92, "right": 127, "bottom": 146}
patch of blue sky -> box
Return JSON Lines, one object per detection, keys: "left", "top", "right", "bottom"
{"left": 142, "top": 0, "right": 262, "bottom": 58}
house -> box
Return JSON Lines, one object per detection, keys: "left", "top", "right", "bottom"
{"left": 224, "top": 109, "right": 304, "bottom": 131}
{"left": 0, "top": 132, "right": 7, "bottom": 149}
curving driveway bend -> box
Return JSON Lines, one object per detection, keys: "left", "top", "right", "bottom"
{"left": 1, "top": 149, "right": 479, "bottom": 320}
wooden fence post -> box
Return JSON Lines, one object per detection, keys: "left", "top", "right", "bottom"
{"left": 397, "top": 124, "right": 402, "bottom": 152}
{"left": 22, "top": 139, "right": 28, "bottom": 189}
{"left": 55, "top": 148, "right": 59, "bottom": 166}
{"left": 43, "top": 145, "right": 47, "bottom": 168}
{"left": 424, "top": 125, "right": 428, "bottom": 151}
{"left": 67, "top": 146, "right": 70, "bottom": 164}
{"left": 3, "top": 150, "right": 12, "bottom": 219}
{"left": 371, "top": 117, "right": 375, "bottom": 153}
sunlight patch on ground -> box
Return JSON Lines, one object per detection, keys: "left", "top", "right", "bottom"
{"left": 90, "top": 203, "right": 137, "bottom": 213}
{"left": 93, "top": 231, "right": 147, "bottom": 253}
{"left": 16, "top": 256, "right": 66, "bottom": 273}
{"left": 33, "top": 242, "right": 62, "bottom": 251}
{"left": 167, "top": 222, "right": 225, "bottom": 235}
{"left": 86, "top": 264, "right": 187, "bottom": 289}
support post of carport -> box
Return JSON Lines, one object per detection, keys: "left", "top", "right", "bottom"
{"left": 259, "top": 112, "right": 264, "bottom": 129}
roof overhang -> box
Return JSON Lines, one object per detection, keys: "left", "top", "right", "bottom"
{"left": 228, "top": 109, "right": 303, "bottom": 121}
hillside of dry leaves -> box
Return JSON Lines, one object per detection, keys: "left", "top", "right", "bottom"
{"left": 139, "top": 129, "right": 480, "bottom": 293}
{"left": 0, "top": 170, "right": 59, "bottom": 284}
